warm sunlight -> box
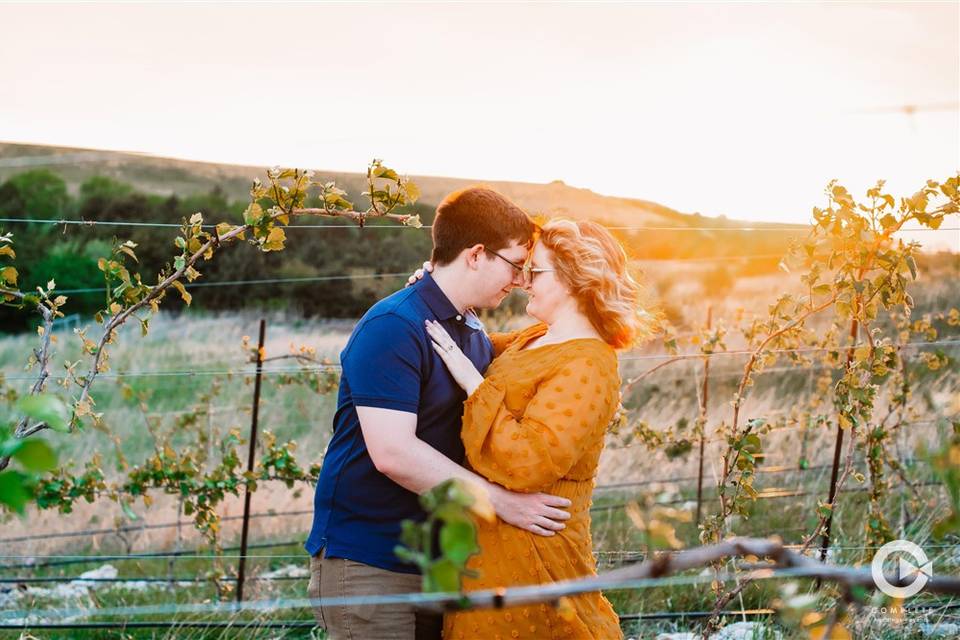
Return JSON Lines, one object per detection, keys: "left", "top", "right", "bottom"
{"left": 1, "top": 2, "right": 956, "bottom": 229}
{"left": 1, "top": 4, "right": 959, "bottom": 639}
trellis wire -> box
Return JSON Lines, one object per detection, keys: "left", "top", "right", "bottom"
{"left": 2, "top": 337, "right": 957, "bottom": 382}
{"left": 0, "top": 565, "right": 840, "bottom": 622}
{"left": 3, "top": 563, "right": 959, "bottom": 624}
{"left": 6, "top": 215, "right": 957, "bottom": 232}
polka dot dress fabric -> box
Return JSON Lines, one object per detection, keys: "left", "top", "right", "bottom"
{"left": 443, "top": 323, "right": 623, "bottom": 640}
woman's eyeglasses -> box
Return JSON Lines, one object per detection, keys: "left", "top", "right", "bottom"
{"left": 485, "top": 248, "right": 554, "bottom": 284}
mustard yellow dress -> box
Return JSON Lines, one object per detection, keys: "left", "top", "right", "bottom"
{"left": 443, "top": 323, "right": 623, "bottom": 640}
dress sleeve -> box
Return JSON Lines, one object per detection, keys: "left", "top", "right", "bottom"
{"left": 487, "top": 323, "right": 545, "bottom": 357}
{"left": 487, "top": 331, "right": 522, "bottom": 357}
{"left": 461, "top": 352, "right": 619, "bottom": 492}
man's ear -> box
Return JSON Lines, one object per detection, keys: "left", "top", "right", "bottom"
{"left": 465, "top": 244, "right": 485, "bottom": 270}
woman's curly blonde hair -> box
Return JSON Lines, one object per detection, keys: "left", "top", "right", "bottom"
{"left": 537, "top": 218, "right": 655, "bottom": 349}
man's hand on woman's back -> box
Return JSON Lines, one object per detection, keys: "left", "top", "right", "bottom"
{"left": 488, "top": 486, "right": 572, "bottom": 537}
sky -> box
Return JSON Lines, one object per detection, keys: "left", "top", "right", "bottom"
{"left": 1, "top": 1, "right": 958, "bottom": 237}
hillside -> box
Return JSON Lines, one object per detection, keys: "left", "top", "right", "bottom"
{"left": 0, "top": 141, "right": 787, "bottom": 231}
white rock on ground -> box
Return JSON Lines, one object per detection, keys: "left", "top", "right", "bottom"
{"left": 1, "top": 563, "right": 195, "bottom": 609}
{"left": 656, "top": 622, "right": 780, "bottom": 640}
{"left": 260, "top": 564, "right": 309, "bottom": 580}
{"left": 0, "top": 563, "right": 251, "bottom": 627}
{"left": 72, "top": 564, "right": 119, "bottom": 588}
{"left": 917, "top": 622, "right": 960, "bottom": 638}
{"left": 713, "top": 622, "right": 780, "bottom": 640}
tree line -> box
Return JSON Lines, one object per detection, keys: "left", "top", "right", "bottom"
{"left": 0, "top": 169, "right": 437, "bottom": 331}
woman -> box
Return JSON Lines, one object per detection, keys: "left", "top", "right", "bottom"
{"left": 423, "top": 218, "right": 649, "bottom": 640}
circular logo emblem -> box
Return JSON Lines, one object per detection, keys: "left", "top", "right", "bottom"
{"left": 871, "top": 539, "right": 932, "bottom": 599}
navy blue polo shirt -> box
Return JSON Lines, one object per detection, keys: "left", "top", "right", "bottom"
{"left": 305, "top": 273, "right": 494, "bottom": 573}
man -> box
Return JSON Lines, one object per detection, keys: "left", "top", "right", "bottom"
{"left": 306, "top": 187, "right": 573, "bottom": 640}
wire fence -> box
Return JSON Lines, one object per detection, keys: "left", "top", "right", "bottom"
{"left": 2, "top": 170, "right": 958, "bottom": 633}
{"left": 0, "top": 540, "right": 303, "bottom": 572}
{"left": 0, "top": 414, "right": 950, "bottom": 549}
{"left": 3, "top": 561, "right": 959, "bottom": 627}
{"left": 55, "top": 271, "right": 414, "bottom": 295}
{"left": 0, "top": 464, "right": 870, "bottom": 547}
{"left": 4, "top": 215, "right": 958, "bottom": 233}
{"left": 587, "top": 479, "right": 947, "bottom": 514}
{"left": 0, "top": 566, "right": 870, "bottom": 621}
{"left": 7, "top": 539, "right": 958, "bottom": 585}
{"left": 1, "top": 469, "right": 948, "bottom": 569}
{"left": 2, "top": 337, "right": 957, "bottom": 382}
{"left": 3, "top": 604, "right": 959, "bottom": 631}
{"left": 0, "top": 509, "right": 313, "bottom": 545}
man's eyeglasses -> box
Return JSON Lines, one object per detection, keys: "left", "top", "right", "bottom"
{"left": 485, "top": 248, "right": 554, "bottom": 283}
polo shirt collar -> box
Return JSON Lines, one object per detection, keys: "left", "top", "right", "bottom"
{"left": 415, "top": 271, "right": 463, "bottom": 321}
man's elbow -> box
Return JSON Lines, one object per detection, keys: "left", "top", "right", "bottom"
{"left": 369, "top": 446, "right": 405, "bottom": 478}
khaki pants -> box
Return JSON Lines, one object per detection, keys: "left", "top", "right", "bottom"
{"left": 308, "top": 548, "right": 442, "bottom": 640}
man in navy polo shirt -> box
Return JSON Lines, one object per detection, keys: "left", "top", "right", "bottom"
{"left": 306, "top": 187, "right": 572, "bottom": 640}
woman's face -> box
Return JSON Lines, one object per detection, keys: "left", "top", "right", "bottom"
{"left": 523, "top": 243, "right": 571, "bottom": 324}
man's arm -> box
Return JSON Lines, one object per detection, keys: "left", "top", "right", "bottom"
{"left": 358, "top": 406, "right": 571, "bottom": 537}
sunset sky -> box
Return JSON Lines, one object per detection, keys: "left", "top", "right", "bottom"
{"left": 1, "top": 2, "right": 958, "bottom": 236}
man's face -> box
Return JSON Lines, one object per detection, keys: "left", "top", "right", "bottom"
{"left": 474, "top": 240, "right": 529, "bottom": 309}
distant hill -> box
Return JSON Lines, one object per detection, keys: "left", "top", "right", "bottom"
{"left": 0, "top": 141, "right": 790, "bottom": 232}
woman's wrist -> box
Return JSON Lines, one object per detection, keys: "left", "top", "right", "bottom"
{"left": 463, "top": 370, "right": 485, "bottom": 396}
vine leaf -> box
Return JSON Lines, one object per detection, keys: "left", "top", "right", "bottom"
{"left": 18, "top": 394, "right": 70, "bottom": 433}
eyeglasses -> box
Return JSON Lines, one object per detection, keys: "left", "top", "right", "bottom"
{"left": 485, "top": 248, "right": 554, "bottom": 284}
{"left": 485, "top": 248, "right": 525, "bottom": 272}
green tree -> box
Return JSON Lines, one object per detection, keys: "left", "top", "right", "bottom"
{"left": 29, "top": 241, "right": 104, "bottom": 316}
{"left": 79, "top": 175, "right": 133, "bottom": 202}
{"left": 0, "top": 169, "right": 70, "bottom": 219}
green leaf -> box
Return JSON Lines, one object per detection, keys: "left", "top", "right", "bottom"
{"left": 425, "top": 559, "right": 461, "bottom": 593}
{"left": 373, "top": 166, "right": 400, "bottom": 181}
{"left": 393, "top": 545, "right": 419, "bottom": 565}
{"left": 433, "top": 502, "right": 471, "bottom": 525}
{"left": 12, "top": 439, "right": 56, "bottom": 473}
{"left": 243, "top": 203, "right": 264, "bottom": 226}
{"left": 398, "top": 520, "right": 422, "bottom": 549}
{"left": 0, "top": 471, "right": 31, "bottom": 514}
{"left": 121, "top": 500, "right": 139, "bottom": 521}
{"left": 439, "top": 520, "right": 477, "bottom": 566}
{"left": 17, "top": 394, "right": 70, "bottom": 433}
{"left": 816, "top": 501, "right": 833, "bottom": 518}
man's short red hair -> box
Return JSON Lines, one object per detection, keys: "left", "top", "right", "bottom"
{"left": 431, "top": 187, "right": 535, "bottom": 265}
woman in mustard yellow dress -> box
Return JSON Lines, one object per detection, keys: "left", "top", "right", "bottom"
{"left": 424, "top": 219, "right": 650, "bottom": 640}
